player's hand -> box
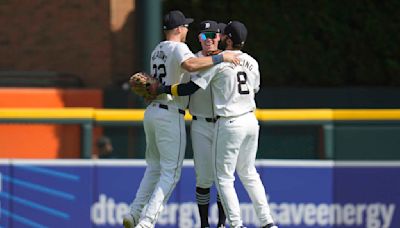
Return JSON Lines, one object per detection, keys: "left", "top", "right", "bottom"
{"left": 222, "top": 52, "right": 240, "bottom": 65}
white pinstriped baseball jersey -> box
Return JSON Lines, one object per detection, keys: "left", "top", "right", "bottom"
{"left": 192, "top": 50, "right": 275, "bottom": 227}
{"left": 192, "top": 50, "right": 260, "bottom": 117}
{"left": 189, "top": 51, "right": 216, "bottom": 189}
{"left": 188, "top": 51, "right": 214, "bottom": 117}
{"left": 151, "top": 40, "right": 195, "bottom": 110}
{"left": 127, "top": 40, "right": 195, "bottom": 228}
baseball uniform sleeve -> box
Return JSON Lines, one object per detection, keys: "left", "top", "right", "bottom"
{"left": 191, "top": 65, "right": 219, "bottom": 89}
{"left": 174, "top": 43, "right": 195, "bottom": 65}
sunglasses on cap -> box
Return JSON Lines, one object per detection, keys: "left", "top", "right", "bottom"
{"left": 200, "top": 32, "right": 217, "bottom": 41}
{"left": 181, "top": 24, "right": 189, "bottom": 28}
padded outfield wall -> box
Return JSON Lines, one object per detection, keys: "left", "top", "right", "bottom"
{"left": 0, "top": 160, "right": 399, "bottom": 228}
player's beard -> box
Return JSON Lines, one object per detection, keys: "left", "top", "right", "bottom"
{"left": 219, "top": 38, "right": 227, "bottom": 50}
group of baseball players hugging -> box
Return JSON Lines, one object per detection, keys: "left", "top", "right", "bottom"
{"left": 123, "top": 10, "right": 278, "bottom": 228}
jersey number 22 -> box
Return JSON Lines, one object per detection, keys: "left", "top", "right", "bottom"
{"left": 152, "top": 64, "right": 166, "bottom": 85}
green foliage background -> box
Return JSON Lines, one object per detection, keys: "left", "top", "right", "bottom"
{"left": 163, "top": 0, "right": 400, "bottom": 86}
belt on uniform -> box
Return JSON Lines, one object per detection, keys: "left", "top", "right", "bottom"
{"left": 158, "top": 104, "right": 185, "bottom": 115}
{"left": 216, "top": 110, "right": 254, "bottom": 120}
{"left": 192, "top": 115, "right": 217, "bottom": 123}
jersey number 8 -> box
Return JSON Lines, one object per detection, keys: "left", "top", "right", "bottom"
{"left": 237, "top": 71, "right": 250, "bottom": 95}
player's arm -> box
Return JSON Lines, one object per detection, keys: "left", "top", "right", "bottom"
{"left": 152, "top": 66, "right": 216, "bottom": 96}
{"left": 159, "top": 81, "right": 200, "bottom": 96}
{"left": 181, "top": 52, "right": 239, "bottom": 72}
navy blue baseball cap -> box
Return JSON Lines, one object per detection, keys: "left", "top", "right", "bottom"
{"left": 217, "top": 23, "right": 227, "bottom": 34}
{"left": 199, "top": 20, "right": 220, "bottom": 33}
{"left": 224, "top": 21, "right": 247, "bottom": 45}
{"left": 163, "top": 10, "right": 194, "bottom": 30}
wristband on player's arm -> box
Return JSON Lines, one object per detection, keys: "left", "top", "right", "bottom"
{"left": 161, "top": 81, "right": 200, "bottom": 96}
{"left": 212, "top": 54, "right": 223, "bottom": 65}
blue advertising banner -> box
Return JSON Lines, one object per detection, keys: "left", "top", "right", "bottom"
{"left": 0, "top": 160, "right": 399, "bottom": 228}
{"left": 333, "top": 164, "right": 400, "bottom": 228}
{"left": 0, "top": 160, "right": 94, "bottom": 228}
{"left": 0, "top": 160, "right": 11, "bottom": 228}
{"left": 259, "top": 164, "right": 334, "bottom": 228}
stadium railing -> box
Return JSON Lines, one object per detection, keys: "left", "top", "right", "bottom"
{"left": 1, "top": 108, "right": 400, "bottom": 158}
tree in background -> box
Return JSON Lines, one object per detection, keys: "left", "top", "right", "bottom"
{"left": 163, "top": 0, "right": 400, "bottom": 87}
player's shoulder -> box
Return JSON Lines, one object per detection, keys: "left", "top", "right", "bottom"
{"left": 240, "top": 52, "right": 260, "bottom": 71}
{"left": 154, "top": 41, "right": 173, "bottom": 52}
{"left": 172, "top": 42, "right": 193, "bottom": 56}
{"left": 221, "top": 50, "right": 256, "bottom": 63}
{"left": 172, "top": 41, "right": 190, "bottom": 49}
{"left": 217, "top": 50, "right": 239, "bottom": 70}
{"left": 157, "top": 40, "right": 189, "bottom": 50}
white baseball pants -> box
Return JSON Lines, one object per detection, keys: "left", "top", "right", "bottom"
{"left": 128, "top": 103, "right": 186, "bottom": 228}
{"left": 191, "top": 117, "right": 215, "bottom": 188}
{"left": 213, "top": 112, "right": 275, "bottom": 228}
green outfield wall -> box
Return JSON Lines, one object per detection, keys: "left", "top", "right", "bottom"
{"left": 1, "top": 108, "right": 400, "bottom": 160}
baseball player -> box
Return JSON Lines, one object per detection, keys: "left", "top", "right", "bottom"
{"left": 158, "top": 21, "right": 278, "bottom": 228}
{"left": 123, "top": 10, "right": 239, "bottom": 228}
{"left": 190, "top": 20, "right": 226, "bottom": 228}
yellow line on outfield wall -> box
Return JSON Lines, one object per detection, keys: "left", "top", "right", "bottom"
{"left": 256, "top": 109, "right": 400, "bottom": 121}
{"left": 94, "top": 109, "right": 145, "bottom": 121}
{"left": 333, "top": 109, "right": 400, "bottom": 120}
{"left": 95, "top": 109, "right": 400, "bottom": 122}
{"left": 0, "top": 108, "right": 94, "bottom": 119}
{"left": 94, "top": 109, "right": 193, "bottom": 121}
{"left": 255, "top": 109, "right": 334, "bottom": 121}
{"left": 1, "top": 108, "right": 400, "bottom": 121}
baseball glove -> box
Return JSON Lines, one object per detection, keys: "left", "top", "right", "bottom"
{"left": 129, "top": 72, "right": 160, "bottom": 101}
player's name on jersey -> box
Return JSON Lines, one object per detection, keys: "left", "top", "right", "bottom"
{"left": 152, "top": 50, "right": 167, "bottom": 62}
{"left": 228, "top": 58, "right": 254, "bottom": 71}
